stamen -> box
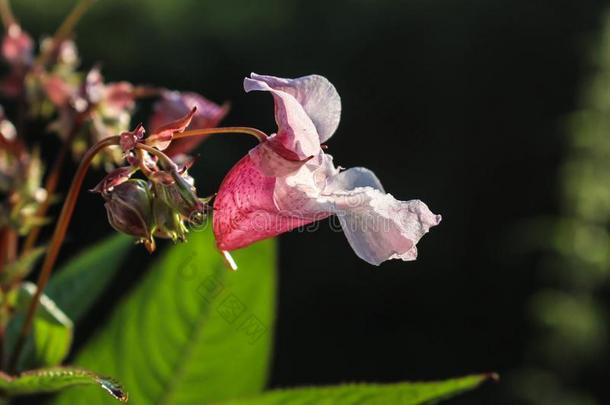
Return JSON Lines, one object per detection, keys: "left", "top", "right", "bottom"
{"left": 221, "top": 250, "right": 238, "bottom": 271}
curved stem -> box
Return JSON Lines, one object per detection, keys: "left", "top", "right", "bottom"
{"left": 135, "top": 143, "right": 178, "bottom": 171}
{"left": 9, "top": 135, "right": 120, "bottom": 372}
{"left": 175, "top": 127, "right": 268, "bottom": 143}
{"left": 35, "top": 0, "right": 96, "bottom": 66}
{"left": 53, "top": 0, "right": 95, "bottom": 47}
{"left": 0, "top": 0, "right": 15, "bottom": 30}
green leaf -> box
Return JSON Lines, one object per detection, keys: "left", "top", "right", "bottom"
{"left": 52, "top": 226, "right": 276, "bottom": 404}
{"left": 216, "top": 374, "right": 497, "bottom": 405}
{"left": 0, "top": 367, "right": 127, "bottom": 401}
{"left": 45, "top": 234, "right": 133, "bottom": 322}
{"left": 5, "top": 282, "right": 73, "bottom": 370}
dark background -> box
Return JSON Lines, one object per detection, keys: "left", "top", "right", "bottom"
{"left": 14, "top": 0, "right": 610, "bottom": 403}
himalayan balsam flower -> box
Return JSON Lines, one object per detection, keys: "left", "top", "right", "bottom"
{"left": 213, "top": 73, "right": 441, "bottom": 265}
{"left": 1, "top": 24, "right": 33, "bottom": 97}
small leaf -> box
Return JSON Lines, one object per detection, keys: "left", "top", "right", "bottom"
{"left": 5, "top": 282, "right": 73, "bottom": 370}
{"left": 45, "top": 234, "right": 132, "bottom": 322}
{"left": 0, "top": 367, "right": 127, "bottom": 401}
{"left": 215, "top": 374, "right": 498, "bottom": 405}
{"left": 0, "top": 247, "right": 46, "bottom": 285}
{"left": 53, "top": 226, "right": 276, "bottom": 404}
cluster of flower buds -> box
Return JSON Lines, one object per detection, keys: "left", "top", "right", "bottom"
{"left": 92, "top": 109, "right": 211, "bottom": 252}
{"left": 0, "top": 108, "right": 46, "bottom": 234}
{"left": 0, "top": 15, "right": 228, "bottom": 169}
{"left": 0, "top": 4, "right": 227, "bottom": 242}
{"left": 17, "top": 35, "right": 136, "bottom": 167}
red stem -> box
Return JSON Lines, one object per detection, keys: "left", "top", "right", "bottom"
{"left": 9, "top": 136, "right": 120, "bottom": 371}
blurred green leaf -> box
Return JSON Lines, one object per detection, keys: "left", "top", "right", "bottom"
{"left": 0, "top": 367, "right": 127, "bottom": 401}
{"left": 52, "top": 227, "right": 276, "bottom": 404}
{"left": 216, "top": 374, "right": 496, "bottom": 405}
{"left": 0, "top": 247, "right": 46, "bottom": 285}
{"left": 5, "top": 282, "right": 73, "bottom": 370}
{"left": 45, "top": 234, "right": 132, "bottom": 322}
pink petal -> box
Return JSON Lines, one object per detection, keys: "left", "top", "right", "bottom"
{"left": 244, "top": 74, "right": 322, "bottom": 160}
{"left": 145, "top": 106, "right": 196, "bottom": 151}
{"left": 248, "top": 139, "right": 310, "bottom": 177}
{"left": 43, "top": 74, "right": 75, "bottom": 107}
{"left": 213, "top": 154, "right": 318, "bottom": 251}
{"left": 248, "top": 73, "right": 341, "bottom": 143}
{"left": 324, "top": 167, "right": 442, "bottom": 265}
{"left": 90, "top": 166, "right": 136, "bottom": 194}
{"left": 119, "top": 123, "right": 145, "bottom": 152}
{"left": 149, "top": 90, "right": 228, "bottom": 157}
{"left": 105, "top": 82, "right": 135, "bottom": 111}
{"left": 2, "top": 25, "right": 33, "bottom": 66}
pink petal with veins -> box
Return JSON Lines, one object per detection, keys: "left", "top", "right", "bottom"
{"left": 212, "top": 154, "right": 321, "bottom": 250}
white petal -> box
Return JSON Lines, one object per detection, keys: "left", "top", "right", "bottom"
{"left": 244, "top": 75, "right": 320, "bottom": 159}
{"left": 323, "top": 167, "right": 442, "bottom": 265}
{"left": 273, "top": 153, "right": 338, "bottom": 219}
{"left": 246, "top": 73, "right": 341, "bottom": 143}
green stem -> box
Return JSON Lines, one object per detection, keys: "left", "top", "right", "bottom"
{"left": 135, "top": 143, "right": 178, "bottom": 171}
{"left": 36, "top": 0, "right": 97, "bottom": 66}
{"left": 9, "top": 135, "right": 120, "bottom": 372}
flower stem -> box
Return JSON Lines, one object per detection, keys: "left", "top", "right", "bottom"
{"left": 175, "top": 127, "right": 268, "bottom": 143}
{"left": 0, "top": 0, "right": 15, "bottom": 30}
{"left": 135, "top": 143, "right": 178, "bottom": 171}
{"left": 54, "top": 0, "right": 95, "bottom": 46}
{"left": 8, "top": 135, "right": 120, "bottom": 372}
{"left": 36, "top": 0, "right": 96, "bottom": 66}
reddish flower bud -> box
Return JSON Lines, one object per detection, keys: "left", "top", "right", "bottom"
{"left": 91, "top": 166, "right": 136, "bottom": 194}
{"left": 103, "top": 179, "right": 155, "bottom": 251}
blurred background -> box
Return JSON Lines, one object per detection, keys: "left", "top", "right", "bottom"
{"left": 11, "top": 0, "right": 610, "bottom": 403}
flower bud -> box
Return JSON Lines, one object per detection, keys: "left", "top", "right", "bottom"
{"left": 2, "top": 25, "right": 33, "bottom": 67}
{"left": 103, "top": 179, "right": 155, "bottom": 251}
{"left": 152, "top": 198, "right": 188, "bottom": 242}
{"left": 156, "top": 171, "right": 208, "bottom": 220}
{"left": 150, "top": 172, "right": 208, "bottom": 241}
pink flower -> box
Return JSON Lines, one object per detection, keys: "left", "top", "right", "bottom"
{"left": 149, "top": 90, "right": 228, "bottom": 157}
{"left": 42, "top": 73, "right": 75, "bottom": 107}
{"left": 213, "top": 73, "right": 441, "bottom": 265}
{"left": 1, "top": 25, "right": 33, "bottom": 67}
{"left": 0, "top": 24, "right": 33, "bottom": 97}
